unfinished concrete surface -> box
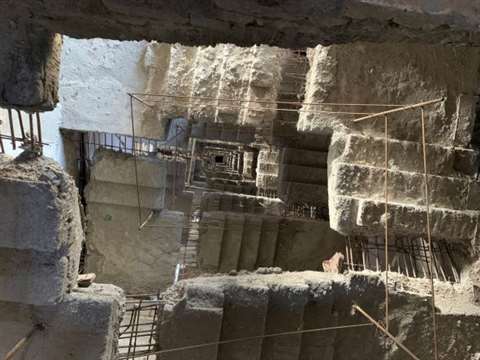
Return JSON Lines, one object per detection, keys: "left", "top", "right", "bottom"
{"left": 295, "top": 43, "right": 480, "bottom": 247}
{"left": 198, "top": 211, "right": 344, "bottom": 273}
{"left": 4, "top": 1, "right": 480, "bottom": 110}
{"left": 0, "top": 152, "right": 125, "bottom": 360}
{"left": 158, "top": 271, "right": 480, "bottom": 360}
{"left": 85, "top": 149, "right": 185, "bottom": 293}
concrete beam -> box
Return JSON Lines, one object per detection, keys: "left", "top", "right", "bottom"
{"left": 0, "top": 21, "right": 61, "bottom": 111}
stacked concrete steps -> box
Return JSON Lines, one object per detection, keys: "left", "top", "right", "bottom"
{"left": 0, "top": 153, "right": 124, "bottom": 360}
{"left": 157, "top": 272, "right": 480, "bottom": 360}
{"left": 207, "top": 178, "right": 257, "bottom": 195}
{"left": 191, "top": 121, "right": 256, "bottom": 144}
{"left": 278, "top": 146, "right": 329, "bottom": 206}
{"left": 329, "top": 133, "right": 480, "bottom": 243}
{"left": 197, "top": 211, "right": 344, "bottom": 273}
{"left": 200, "top": 192, "right": 283, "bottom": 215}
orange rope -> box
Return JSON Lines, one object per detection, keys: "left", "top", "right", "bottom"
{"left": 384, "top": 115, "right": 389, "bottom": 334}
{"left": 420, "top": 107, "right": 439, "bottom": 360}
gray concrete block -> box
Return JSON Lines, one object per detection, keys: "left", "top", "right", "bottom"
{"left": 0, "top": 245, "right": 81, "bottom": 305}
{"left": 238, "top": 215, "right": 263, "bottom": 270}
{"left": 282, "top": 148, "right": 328, "bottom": 168}
{"left": 218, "top": 213, "right": 245, "bottom": 272}
{"left": 355, "top": 198, "right": 477, "bottom": 242}
{"left": 91, "top": 149, "right": 167, "bottom": 188}
{"left": 256, "top": 216, "right": 280, "bottom": 267}
{"left": 279, "top": 164, "right": 328, "bottom": 185}
{"left": 261, "top": 282, "right": 309, "bottom": 360}
{"left": 332, "top": 162, "right": 473, "bottom": 210}
{"left": 198, "top": 212, "right": 226, "bottom": 271}
{"left": 158, "top": 284, "right": 224, "bottom": 360}
{"left": 0, "top": 155, "right": 84, "bottom": 253}
{"left": 218, "top": 283, "right": 269, "bottom": 360}
{"left": 85, "top": 181, "right": 166, "bottom": 210}
{"left": 0, "top": 284, "right": 125, "bottom": 360}
{"left": 279, "top": 182, "right": 329, "bottom": 205}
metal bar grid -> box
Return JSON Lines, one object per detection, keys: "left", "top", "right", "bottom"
{"left": 0, "top": 111, "right": 45, "bottom": 154}
{"left": 344, "top": 236, "right": 461, "bottom": 283}
{"left": 118, "top": 295, "right": 162, "bottom": 360}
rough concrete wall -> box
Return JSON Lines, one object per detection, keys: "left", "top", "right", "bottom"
{"left": 85, "top": 149, "right": 184, "bottom": 293}
{"left": 158, "top": 271, "right": 480, "bottom": 360}
{"left": 0, "top": 21, "right": 61, "bottom": 111}
{"left": 5, "top": 1, "right": 480, "bottom": 47}
{"left": 0, "top": 152, "right": 125, "bottom": 360}
{"left": 299, "top": 43, "right": 480, "bottom": 246}
{"left": 4, "top": 2, "right": 480, "bottom": 111}
{"left": 0, "top": 153, "right": 83, "bottom": 305}
{"left": 140, "top": 43, "right": 290, "bottom": 138}
{"left": 0, "top": 284, "right": 125, "bottom": 360}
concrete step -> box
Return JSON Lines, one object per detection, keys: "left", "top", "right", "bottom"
{"left": 158, "top": 283, "right": 224, "bottom": 360}
{"left": 91, "top": 149, "right": 167, "bottom": 188}
{"left": 278, "top": 182, "right": 328, "bottom": 205}
{"left": 85, "top": 181, "right": 165, "bottom": 210}
{"left": 281, "top": 148, "right": 328, "bottom": 168}
{"left": 261, "top": 282, "right": 309, "bottom": 360}
{"left": 279, "top": 164, "right": 328, "bottom": 185}
{"left": 218, "top": 283, "right": 269, "bottom": 360}
{"left": 197, "top": 212, "right": 226, "bottom": 271}
{"left": 331, "top": 161, "right": 480, "bottom": 211}
{"left": 332, "top": 132, "right": 478, "bottom": 178}
{"left": 218, "top": 213, "right": 246, "bottom": 272}
{"left": 238, "top": 215, "right": 263, "bottom": 270}
{"left": 256, "top": 216, "right": 281, "bottom": 267}
{"left": 330, "top": 195, "right": 478, "bottom": 242}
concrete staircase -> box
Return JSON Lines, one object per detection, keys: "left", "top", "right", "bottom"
{"left": 200, "top": 192, "right": 283, "bottom": 215}
{"left": 329, "top": 132, "right": 480, "bottom": 243}
{"left": 197, "top": 211, "right": 344, "bottom": 273}
{"left": 157, "top": 272, "right": 480, "bottom": 360}
{"left": 277, "top": 134, "right": 330, "bottom": 207}
{"left": 191, "top": 121, "right": 256, "bottom": 144}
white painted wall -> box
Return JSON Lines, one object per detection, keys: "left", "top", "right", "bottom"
{"left": 1, "top": 37, "right": 149, "bottom": 167}
{"left": 60, "top": 38, "right": 148, "bottom": 134}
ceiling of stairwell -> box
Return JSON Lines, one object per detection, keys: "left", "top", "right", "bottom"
{"left": 5, "top": 1, "right": 480, "bottom": 46}
{"left": 3, "top": 0, "right": 480, "bottom": 111}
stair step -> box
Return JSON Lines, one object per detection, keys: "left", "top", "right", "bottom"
{"left": 261, "top": 282, "right": 309, "bottom": 360}
{"left": 256, "top": 216, "right": 281, "bottom": 267}
{"left": 218, "top": 283, "right": 269, "bottom": 360}
{"left": 238, "top": 215, "right": 263, "bottom": 270}
{"left": 197, "top": 212, "right": 226, "bottom": 271}
{"left": 331, "top": 161, "right": 479, "bottom": 211}
{"left": 332, "top": 132, "right": 478, "bottom": 178}
{"left": 218, "top": 213, "right": 245, "bottom": 272}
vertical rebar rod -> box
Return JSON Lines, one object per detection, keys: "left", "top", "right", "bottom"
{"left": 16, "top": 110, "right": 25, "bottom": 140}
{"left": 130, "top": 95, "right": 143, "bottom": 228}
{"left": 7, "top": 109, "right": 15, "bottom": 150}
{"left": 36, "top": 112, "right": 42, "bottom": 154}
{"left": 420, "top": 107, "right": 439, "bottom": 360}
{"left": 28, "top": 113, "right": 34, "bottom": 150}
